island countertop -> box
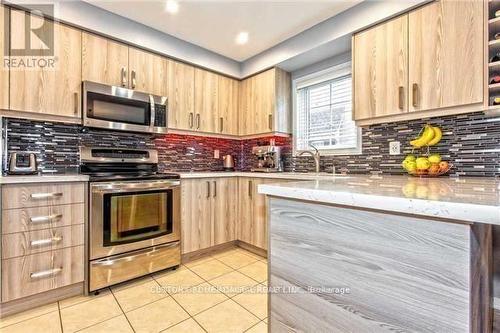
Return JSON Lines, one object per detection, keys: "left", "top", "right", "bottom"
{"left": 258, "top": 175, "right": 500, "bottom": 225}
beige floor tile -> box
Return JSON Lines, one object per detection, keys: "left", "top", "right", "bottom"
{"left": 209, "top": 271, "right": 259, "bottom": 297}
{"left": 245, "top": 321, "right": 267, "bottom": 333}
{"left": 162, "top": 318, "right": 205, "bottom": 333}
{"left": 154, "top": 266, "right": 204, "bottom": 294}
{"left": 1, "top": 310, "right": 61, "bottom": 333}
{"left": 126, "top": 296, "right": 189, "bottom": 333}
{"left": 172, "top": 283, "right": 228, "bottom": 316}
{"left": 237, "top": 250, "right": 266, "bottom": 261}
{"left": 78, "top": 315, "right": 133, "bottom": 333}
{"left": 60, "top": 294, "right": 122, "bottom": 333}
{"left": 218, "top": 252, "right": 258, "bottom": 269}
{"left": 263, "top": 318, "right": 268, "bottom": 323}
{"left": 238, "top": 261, "right": 267, "bottom": 282}
{"left": 210, "top": 248, "right": 240, "bottom": 259}
{"left": 183, "top": 256, "right": 216, "bottom": 268}
{"left": 262, "top": 280, "right": 268, "bottom": 286}
{"left": 190, "top": 259, "right": 233, "bottom": 280}
{"left": 233, "top": 286, "right": 268, "bottom": 319}
{"left": 59, "top": 288, "right": 111, "bottom": 309}
{"left": 112, "top": 279, "right": 166, "bottom": 312}
{"left": 111, "top": 275, "right": 155, "bottom": 293}
{"left": 0, "top": 302, "right": 58, "bottom": 328}
{"left": 194, "top": 299, "right": 259, "bottom": 333}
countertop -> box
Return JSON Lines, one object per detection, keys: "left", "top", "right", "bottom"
{"left": 258, "top": 174, "right": 500, "bottom": 225}
{"left": 177, "top": 171, "right": 345, "bottom": 180}
{"left": 0, "top": 174, "right": 89, "bottom": 184}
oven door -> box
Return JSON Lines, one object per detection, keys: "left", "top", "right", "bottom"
{"left": 90, "top": 180, "right": 180, "bottom": 260}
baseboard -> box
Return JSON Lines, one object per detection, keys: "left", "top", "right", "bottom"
{"left": 181, "top": 241, "right": 238, "bottom": 263}
{"left": 236, "top": 240, "right": 267, "bottom": 258}
{"left": 0, "top": 282, "right": 83, "bottom": 318}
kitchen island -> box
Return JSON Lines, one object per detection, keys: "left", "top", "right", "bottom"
{"left": 259, "top": 175, "right": 499, "bottom": 333}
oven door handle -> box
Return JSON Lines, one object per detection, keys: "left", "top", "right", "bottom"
{"left": 91, "top": 242, "right": 179, "bottom": 266}
{"left": 92, "top": 181, "right": 180, "bottom": 194}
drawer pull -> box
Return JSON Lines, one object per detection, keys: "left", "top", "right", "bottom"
{"left": 30, "top": 192, "right": 63, "bottom": 200}
{"left": 30, "top": 214, "right": 63, "bottom": 224}
{"left": 30, "top": 236, "right": 63, "bottom": 247}
{"left": 30, "top": 267, "right": 62, "bottom": 279}
{"left": 92, "top": 242, "right": 179, "bottom": 266}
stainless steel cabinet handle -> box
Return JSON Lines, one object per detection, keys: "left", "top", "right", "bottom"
{"left": 213, "top": 181, "right": 217, "bottom": 198}
{"left": 268, "top": 114, "right": 273, "bottom": 130}
{"left": 196, "top": 114, "right": 201, "bottom": 130}
{"left": 189, "top": 113, "right": 194, "bottom": 128}
{"left": 207, "top": 181, "right": 211, "bottom": 198}
{"left": 131, "top": 70, "right": 137, "bottom": 89}
{"left": 30, "top": 192, "right": 63, "bottom": 200}
{"left": 248, "top": 180, "right": 253, "bottom": 198}
{"left": 219, "top": 117, "right": 224, "bottom": 133}
{"left": 30, "top": 236, "right": 63, "bottom": 247}
{"left": 74, "top": 92, "right": 79, "bottom": 115}
{"left": 121, "top": 67, "right": 127, "bottom": 87}
{"left": 398, "top": 86, "right": 404, "bottom": 110}
{"left": 30, "top": 214, "right": 63, "bottom": 224}
{"left": 412, "top": 83, "right": 419, "bottom": 108}
{"left": 30, "top": 267, "right": 62, "bottom": 279}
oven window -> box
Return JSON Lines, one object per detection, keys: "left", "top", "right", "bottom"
{"left": 103, "top": 190, "right": 172, "bottom": 246}
{"left": 87, "top": 92, "right": 151, "bottom": 126}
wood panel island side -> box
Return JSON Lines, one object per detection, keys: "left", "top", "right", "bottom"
{"left": 259, "top": 175, "right": 499, "bottom": 333}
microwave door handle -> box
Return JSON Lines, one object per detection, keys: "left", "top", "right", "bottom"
{"left": 150, "top": 95, "right": 156, "bottom": 129}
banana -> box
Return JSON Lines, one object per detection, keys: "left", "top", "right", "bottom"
{"left": 410, "top": 125, "right": 435, "bottom": 148}
{"left": 427, "top": 126, "right": 442, "bottom": 146}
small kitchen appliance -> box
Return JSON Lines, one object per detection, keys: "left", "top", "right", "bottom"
{"left": 251, "top": 145, "right": 282, "bottom": 172}
{"left": 8, "top": 152, "right": 38, "bottom": 175}
{"left": 222, "top": 154, "right": 236, "bottom": 171}
{"left": 80, "top": 147, "right": 180, "bottom": 292}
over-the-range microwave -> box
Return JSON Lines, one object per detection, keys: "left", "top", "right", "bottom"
{"left": 83, "top": 81, "right": 168, "bottom": 134}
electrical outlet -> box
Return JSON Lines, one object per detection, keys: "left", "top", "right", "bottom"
{"left": 214, "top": 149, "right": 220, "bottom": 159}
{"left": 389, "top": 141, "right": 401, "bottom": 155}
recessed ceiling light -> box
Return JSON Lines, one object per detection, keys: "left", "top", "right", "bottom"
{"left": 165, "top": 0, "right": 179, "bottom": 14}
{"left": 236, "top": 32, "right": 249, "bottom": 45}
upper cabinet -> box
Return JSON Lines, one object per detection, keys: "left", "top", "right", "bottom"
{"left": 408, "top": 0, "right": 483, "bottom": 112}
{"left": 353, "top": 0, "right": 484, "bottom": 124}
{"left": 0, "top": 5, "right": 8, "bottom": 110}
{"left": 82, "top": 33, "right": 128, "bottom": 88}
{"left": 128, "top": 47, "right": 168, "bottom": 97}
{"left": 353, "top": 15, "right": 408, "bottom": 120}
{"left": 239, "top": 68, "right": 291, "bottom": 136}
{"left": 194, "top": 68, "right": 219, "bottom": 133}
{"left": 9, "top": 9, "right": 82, "bottom": 119}
{"left": 167, "top": 60, "right": 195, "bottom": 130}
{"left": 217, "top": 76, "right": 239, "bottom": 135}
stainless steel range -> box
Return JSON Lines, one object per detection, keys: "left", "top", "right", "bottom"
{"left": 80, "top": 147, "right": 180, "bottom": 292}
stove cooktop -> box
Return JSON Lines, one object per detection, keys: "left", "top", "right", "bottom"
{"left": 85, "top": 172, "right": 180, "bottom": 182}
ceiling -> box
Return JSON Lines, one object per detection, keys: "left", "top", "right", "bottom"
{"left": 83, "top": 0, "right": 362, "bottom": 62}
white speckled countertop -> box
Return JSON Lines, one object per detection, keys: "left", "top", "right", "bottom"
{"left": 177, "top": 171, "right": 345, "bottom": 180}
{"left": 258, "top": 175, "right": 500, "bottom": 225}
{"left": 0, "top": 174, "right": 89, "bottom": 184}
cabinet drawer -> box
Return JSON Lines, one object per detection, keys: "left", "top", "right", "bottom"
{"left": 2, "top": 203, "right": 85, "bottom": 234}
{"left": 2, "top": 183, "right": 85, "bottom": 209}
{"left": 1, "top": 245, "right": 84, "bottom": 302}
{"left": 2, "top": 224, "right": 84, "bottom": 259}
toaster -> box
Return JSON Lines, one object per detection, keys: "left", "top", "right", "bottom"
{"left": 8, "top": 152, "right": 38, "bottom": 175}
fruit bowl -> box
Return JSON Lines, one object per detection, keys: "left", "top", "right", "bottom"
{"left": 407, "top": 162, "right": 453, "bottom": 177}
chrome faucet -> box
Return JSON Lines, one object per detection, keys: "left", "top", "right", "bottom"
{"left": 298, "top": 144, "right": 321, "bottom": 173}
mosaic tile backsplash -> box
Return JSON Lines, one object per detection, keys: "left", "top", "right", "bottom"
{"left": 3, "top": 110, "right": 500, "bottom": 176}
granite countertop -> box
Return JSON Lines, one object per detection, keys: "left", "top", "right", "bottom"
{"left": 258, "top": 174, "right": 500, "bottom": 225}
{"left": 0, "top": 174, "right": 89, "bottom": 184}
{"left": 177, "top": 171, "right": 347, "bottom": 180}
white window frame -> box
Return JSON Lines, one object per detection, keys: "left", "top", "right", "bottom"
{"left": 292, "top": 62, "right": 362, "bottom": 156}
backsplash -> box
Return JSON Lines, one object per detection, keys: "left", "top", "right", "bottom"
{"left": 3, "top": 110, "right": 500, "bottom": 176}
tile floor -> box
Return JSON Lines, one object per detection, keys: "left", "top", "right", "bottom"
{"left": 0, "top": 247, "right": 268, "bottom": 333}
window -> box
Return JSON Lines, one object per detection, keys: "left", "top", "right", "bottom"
{"left": 293, "top": 62, "right": 361, "bottom": 155}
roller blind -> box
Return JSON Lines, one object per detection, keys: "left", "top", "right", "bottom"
{"left": 296, "top": 74, "right": 357, "bottom": 152}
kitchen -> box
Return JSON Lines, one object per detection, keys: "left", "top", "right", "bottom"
{"left": 0, "top": 0, "right": 499, "bottom": 332}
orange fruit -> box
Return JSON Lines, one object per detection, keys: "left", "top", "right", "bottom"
{"left": 438, "top": 161, "right": 449, "bottom": 172}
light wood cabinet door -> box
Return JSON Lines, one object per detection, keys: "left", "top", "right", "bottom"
{"left": 0, "top": 5, "right": 8, "bottom": 110}
{"left": 254, "top": 69, "right": 276, "bottom": 134}
{"left": 238, "top": 77, "right": 251, "bottom": 136}
{"left": 218, "top": 76, "right": 239, "bottom": 135}
{"left": 213, "top": 178, "right": 237, "bottom": 245}
{"left": 9, "top": 10, "right": 81, "bottom": 118}
{"left": 408, "top": 0, "right": 483, "bottom": 112}
{"left": 238, "top": 178, "right": 254, "bottom": 244}
{"left": 167, "top": 60, "right": 195, "bottom": 130}
{"left": 82, "top": 32, "right": 129, "bottom": 87}
{"left": 128, "top": 47, "right": 168, "bottom": 96}
{"left": 251, "top": 178, "right": 269, "bottom": 250}
{"left": 194, "top": 68, "right": 218, "bottom": 133}
{"left": 353, "top": 15, "right": 408, "bottom": 120}
{"left": 181, "top": 179, "right": 212, "bottom": 254}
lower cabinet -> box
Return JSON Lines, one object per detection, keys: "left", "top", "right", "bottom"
{"left": 181, "top": 178, "right": 238, "bottom": 254}
{"left": 238, "top": 178, "right": 268, "bottom": 250}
